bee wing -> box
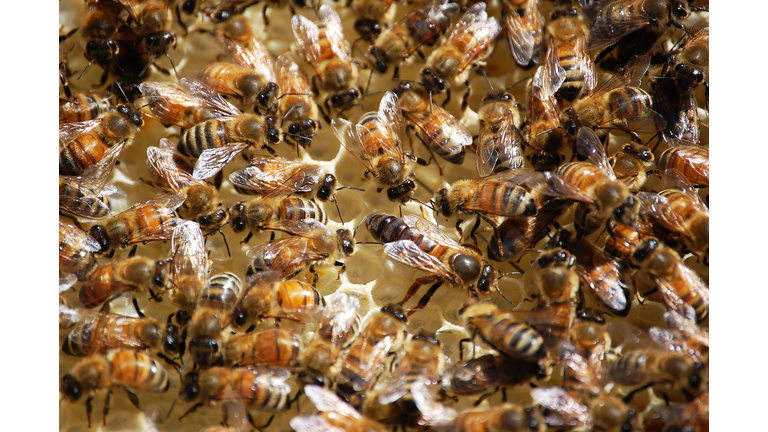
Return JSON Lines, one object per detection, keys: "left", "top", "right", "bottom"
{"left": 180, "top": 77, "right": 243, "bottom": 117}
{"left": 525, "top": 171, "right": 595, "bottom": 204}
{"left": 503, "top": 6, "right": 535, "bottom": 66}
{"left": 332, "top": 118, "right": 376, "bottom": 174}
{"left": 290, "top": 415, "right": 346, "bottom": 432}
{"left": 413, "top": 107, "right": 473, "bottom": 149}
{"left": 477, "top": 115, "right": 525, "bottom": 177}
{"left": 60, "top": 274, "right": 78, "bottom": 293}
{"left": 378, "top": 92, "right": 405, "bottom": 159}
{"left": 636, "top": 192, "right": 688, "bottom": 234}
{"left": 303, "top": 385, "right": 362, "bottom": 419}
{"left": 319, "top": 5, "right": 351, "bottom": 67}
{"left": 574, "top": 254, "right": 629, "bottom": 312}
{"left": 276, "top": 54, "right": 312, "bottom": 94}
{"left": 399, "top": 1, "right": 460, "bottom": 55}
{"left": 666, "top": 308, "right": 709, "bottom": 349}
{"left": 245, "top": 237, "right": 320, "bottom": 276}
{"left": 452, "top": 5, "right": 502, "bottom": 72}
{"left": 60, "top": 220, "right": 101, "bottom": 254}
{"left": 223, "top": 39, "right": 276, "bottom": 83}
{"left": 172, "top": 220, "right": 208, "bottom": 306}
{"left": 411, "top": 378, "right": 458, "bottom": 425}
{"left": 576, "top": 127, "right": 614, "bottom": 179}
{"left": 586, "top": 0, "right": 653, "bottom": 52}
{"left": 292, "top": 13, "right": 322, "bottom": 74}
{"left": 192, "top": 142, "right": 249, "bottom": 181}
{"left": 264, "top": 218, "right": 333, "bottom": 240}
{"left": 114, "top": 0, "right": 143, "bottom": 21}
{"left": 532, "top": 40, "right": 565, "bottom": 99}
{"left": 263, "top": 164, "right": 323, "bottom": 199}
{"left": 663, "top": 168, "right": 708, "bottom": 212}
{"left": 600, "top": 104, "right": 668, "bottom": 134}
{"left": 530, "top": 386, "right": 593, "bottom": 429}
{"left": 146, "top": 143, "right": 195, "bottom": 193}
{"left": 649, "top": 327, "right": 696, "bottom": 359}
{"left": 559, "top": 341, "right": 603, "bottom": 395}
{"left": 401, "top": 214, "right": 468, "bottom": 250}
{"left": 575, "top": 31, "right": 597, "bottom": 91}
{"left": 59, "top": 119, "right": 101, "bottom": 144}
{"left": 383, "top": 240, "right": 455, "bottom": 281}
{"left": 589, "top": 55, "right": 651, "bottom": 102}
{"left": 323, "top": 292, "right": 362, "bottom": 348}
{"left": 59, "top": 140, "right": 126, "bottom": 217}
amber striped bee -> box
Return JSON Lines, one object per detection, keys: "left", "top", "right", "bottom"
{"left": 657, "top": 143, "right": 709, "bottom": 187}
{"left": 232, "top": 278, "right": 326, "bottom": 329}
{"left": 475, "top": 89, "right": 526, "bottom": 177}
{"left": 79, "top": 0, "right": 122, "bottom": 85}
{"left": 62, "top": 312, "right": 165, "bottom": 357}
{"left": 60, "top": 296, "right": 80, "bottom": 330}
{"left": 609, "top": 141, "right": 656, "bottom": 193}
{"left": 168, "top": 220, "right": 209, "bottom": 313}
{"left": 441, "top": 354, "right": 544, "bottom": 397}
{"left": 116, "top": 0, "right": 177, "bottom": 75}
{"left": 649, "top": 306, "right": 709, "bottom": 365}
{"left": 222, "top": 327, "right": 303, "bottom": 369}
{"left": 502, "top": 0, "right": 544, "bottom": 68}
{"left": 137, "top": 77, "right": 240, "bottom": 129}
{"left": 487, "top": 199, "right": 568, "bottom": 262}
{"left": 275, "top": 54, "right": 319, "bottom": 149}
{"left": 653, "top": 76, "right": 703, "bottom": 144}
{"left": 393, "top": 81, "right": 472, "bottom": 166}
{"left": 78, "top": 256, "right": 172, "bottom": 310}
{"left": 527, "top": 78, "right": 566, "bottom": 170}
{"left": 229, "top": 156, "right": 340, "bottom": 202}
{"left": 291, "top": 385, "right": 387, "bottom": 432}
{"left": 59, "top": 140, "right": 125, "bottom": 220}
{"left": 420, "top": 2, "right": 502, "bottom": 109}
{"left": 350, "top": 0, "right": 395, "bottom": 42}
{"left": 333, "top": 91, "right": 417, "bottom": 204}
{"left": 292, "top": 5, "right": 361, "bottom": 117}
{"left": 435, "top": 403, "right": 545, "bottom": 432}
{"left": 230, "top": 195, "right": 327, "bottom": 242}
{"left": 88, "top": 192, "right": 184, "bottom": 254}
{"left": 60, "top": 351, "right": 170, "bottom": 427}
{"left": 59, "top": 220, "right": 100, "bottom": 290}
{"left": 365, "top": 0, "right": 460, "bottom": 75}
{"left": 59, "top": 106, "right": 142, "bottom": 176}
{"left": 60, "top": 90, "right": 112, "bottom": 124}
{"left": 366, "top": 214, "right": 499, "bottom": 313}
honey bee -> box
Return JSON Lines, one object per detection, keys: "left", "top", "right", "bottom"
{"left": 138, "top": 77, "right": 242, "bottom": 129}
{"left": 560, "top": 56, "right": 666, "bottom": 137}
{"left": 62, "top": 312, "right": 164, "bottom": 357}
{"left": 222, "top": 328, "right": 303, "bottom": 369}
{"left": 441, "top": 354, "right": 545, "bottom": 397}
{"left": 204, "top": 0, "right": 315, "bottom": 26}
{"left": 488, "top": 199, "right": 567, "bottom": 262}
{"left": 609, "top": 142, "right": 656, "bottom": 192}
{"left": 653, "top": 77, "right": 703, "bottom": 144}
{"left": 420, "top": 2, "right": 502, "bottom": 109}
{"left": 116, "top": 0, "right": 177, "bottom": 75}
{"left": 669, "top": 26, "right": 709, "bottom": 98}
{"left": 643, "top": 393, "right": 708, "bottom": 432}
{"left": 230, "top": 195, "right": 327, "bottom": 242}
{"left": 630, "top": 237, "right": 709, "bottom": 322}
{"left": 59, "top": 106, "right": 143, "bottom": 176}
{"left": 79, "top": 0, "right": 123, "bottom": 85}
{"left": 232, "top": 278, "right": 327, "bottom": 329}
{"left": 60, "top": 296, "right": 81, "bottom": 330}
{"left": 459, "top": 300, "right": 547, "bottom": 363}
{"left": 502, "top": 0, "right": 544, "bottom": 67}
{"left": 604, "top": 194, "right": 657, "bottom": 264}
{"left": 59, "top": 140, "right": 125, "bottom": 220}
{"left": 78, "top": 256, "right": 172, "bottom": 309}
{"left": 60, "top": 351, "right": 170, "bottom": 427}
{"left": 350, "top": 0, "right": 395, "bottom": 42}
{"left": 475, "top": 89, "right": 526, "bottom": 177}
{"left": 146, "top": 141, "right": 229, "bottom": 233}
{"left": 365, "top": 214, "right": 499, "bottom": 312}
{"left": 393, "top": 81, "right": 472, "bottom": 165}
{"left": 60, "top": 90, "right": 112, "bottom": 124}
{"left": 657, "top": 144, "right": 708, "bottom": 187}
{"left": 527, "top": 79, "right": 566, "bottom": 170}
{"left": 168, "top": 220, "right": 209, "bottom": 313}
{"left": 229, "top": 156, "right": 340, "bottom": 202}
{"left": 245, "top": 219, "right": 355, "bottom": 283}
{"left": 535, "top": 6, "right": 596, "bottom": 102}
{"left": 199, "top": 21, "right": 279, "bottom": 114}
{"left": 336, "top": 304, "right": 408, "bottom": 401}
{"left": 59, "top": 220, "right": 100, "bottom": 290}
{"left": 291, "top": 385, "right": 387, "bottom": 432}
{"left": 332, "top": 91, "right": 417, "bottom": 204}
{"left": 298, "top": 292, "right": 361, "bottom": 385}
{"left": 365, "top": 0, "right": 460, "bottom": 75}
{"left": 649, "top": 306, "right": 708, "bottom": 364}
{"left": 275, "top": 54, "right": 319, "bottom": 149}
{"left": 292, "top": 5, "right": 361, "bottom": 116}
{"left": 88, "top": 192, "right": 184, "bottom": 254}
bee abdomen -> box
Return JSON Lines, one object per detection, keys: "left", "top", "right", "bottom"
{"left": 178, "top": 120, "right": 229, "bottom": 159}
{"left": 111, "top": 351, "right": 169, "bottom": 392}
{"left": 490, "top": 319, "right": 546, "bottom": 361}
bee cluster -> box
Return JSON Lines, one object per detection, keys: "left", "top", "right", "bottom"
{"left": 59, "top": 0, "right": 709, "bottom": 431}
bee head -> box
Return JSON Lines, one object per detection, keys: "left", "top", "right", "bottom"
{"left": 60, "top": 374, "right": 82, "bottom": 402}
{"left": 317, "top": 174, "right": 337, "bottom": 201}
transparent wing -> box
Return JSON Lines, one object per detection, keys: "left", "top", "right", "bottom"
{"left": 290, "top": 415, "right": 346, "bottom": 432}
{"left": 415, "top": 108, "right": 473, "bottom": 149}
{"left": 575, "top": 31, "right": 597, "bottom": 91}
{"left": 276, "top": 54, "right": 312, "bottom": 94}
{"left": 59, "top": 140, "right": 126, "bottom": 216}
{"left": 600, "top": 103, "right": 668, "bottom": 134}
{"left": 59, "top": 220, "right": 101, "bottom": 255}
{"left": 262, "top": 164, "right": 323, "bottom": 199}
{"left": 533, "top": 39, "right": 565, "bottom": 99}
{"left": 576, "top": 127, "right": 614, "bottom": 180}
{"left": 146, "top": 143, "right": 195, "bottom": 193}
{"left": 402, "top": 214, "right": 466, "bottom": 250}
{"left": 589, "top": 55, "right": 651, "bottom": 101}
{"left": 245, "top": 237, "right": 324, "bottom": 276}
{"left": 398, "top": 1, "right": 460, "bottom": 56}
{"left": 574, "top": 250, "right": 628, "bottom": 312}
{"left": 663, "top": 168, "right": 708, "bottom": 212}
{"left": 530, "top": 387, "right": 593, "bottom": 429}
{"left": 319, "top": 5, "right": 351, "bottom": 66}
{"left": 292, "top": 13, "right": 322, "bottom": 73}
{"left": 171, "top": 220, "right": 208, "bottom": 306}
{"left": 303, "top": 385, "right": 362, "bottom": 419}
{"left": 587, "top": 0, "right": 653, "bottom": 52}
{"left": 504, "top": 6, "right": 535, "bottom": 66}
{"left": 223, "top": 39, "right": 275, "bottom": 82}
{"left": 452, "top": 5, "right": 502, "bottom": 72}
{"left": 322, "top": 292, "right": 362, "bottom": 348}
{"left": 230, "top": 165, "right": 289, "bottom": 193}
{"left": 636, "top": 192, "right": 687, "bottom": 234}
{"left": 411, "top": 378, "right": 458, "bottom": 425}
{"left": 181, "top": 77, "right": 242, "bottom": 117}
{"left": 559, "top": 341, "right": 603, "bottom": 395}
{"left": 378, "top": 92, "right": 404, "bottom": 159}
{"left": 332, "top": 118, "right": 375, "bottom": 173}
{"left": 59, "top": 119, "right": 101, "bottom": 144}
{"left": 477, "top": 114, "right": 524, "bottom": 177}
{"left": 525, "top": 171, "right": 595, "bottom": 204}
{"left": 192, "top": 142, "right": 249, "bottom": 180}
{"left": 60, "top": 274, "right": 78, "bottom": 293}
{"left": 383, "top": 240, "right": 455, "bottom": 281}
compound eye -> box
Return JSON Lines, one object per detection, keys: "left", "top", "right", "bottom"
{"left": 555, "top": 251, "right": 567, "bottom": 261}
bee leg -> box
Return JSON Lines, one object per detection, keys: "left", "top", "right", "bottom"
{"left": 247, "top": 413, "right": 258, "bottom": 430}
{"left": 262, "top": 3, "right": 271, "bottom": 26}
{"left": 242, "top": 232, "right": 254, "bottom": 244}
{"left": 133, "top": 298, "right": 145, "bottom": 318}
{"left": 179, "top": 402, "right": 204, "bottom": 420}
{"left": 101, "top": 388, "right": 113, "bottom": 426}
{"left": 128, "top": 245, "right": 138, "bottom": 258}
{"left": 416, "top": 50, "right": 427, "bottom": 62}
{"left": 85, "top": 395, "right": 94, "bottom": 428}
{"left": 257, "top": 414, "right": 275, "bottom": 430}
{"left": 269, "top": 231, "right": 275, "bottom": 242}
{"left": 409, "top": 280, "right": 444, "bottom": 316}
{"left": 455, "top": 219, "right": 465, "bottom": 240}
{"left": 501, "top": 387, "right": 508, "bottom": 402}
{"left": 458, "top": 338, "right": 472, "bottom": 362}
{"left": 392, "top": 66, "right": 400, "bottom": 80}
{"left": 245, "top": 324, "right": 256, "bottom": 334}
{"left": 291, "top": 388, "right": 303, "bottom": 412}
{"left": 399, "top": 275, "right": 438, "bottom": 307}
{"left": 473, "top": 388, "right": 498, "bottom": 407}
{"left": 442, "top": 88, "right": 452, "bottom": 108}
{"left": 213, "top": 170, "right": 224, "bottom": 189}
{"left": 310, "top": 266, "right": 320, "bottom": 287}
{"left": 149, "top": 288, "right": 162, "bottom": 303}
{"left": 622, "top": 383, "right": 653, "bottom": 404}
{"left": 469, "top": 215, "right": 482, "bottom": 247}
{"left": 628, "top": 131, "right": 642, "bottom": 143}
{"left": 461, "top": 80, "right": 471, "bottom": 112}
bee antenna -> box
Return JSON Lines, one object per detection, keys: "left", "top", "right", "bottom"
{"left": 505, "top": 76, "right": 532, "bottom": 91}
{"left": 337, "top": 185, "right": 365, "bottom": 192}
{"left": 393, "top": 78, "right": 422, "bottom": 85}
{"left": 494, "top": 284, "right": 517, "bottom": 307}
{"left": 536, "top": 126, "right": 563, "bottom": 137}
{"left": 59, "top": 97, "right": 80, "bottom": 104}
{"left": 652, "top": 76, "right": 674, "bottom": 80}
{"left": 353, "top": 217, "right": 367, "bottom": 236}
{"left": 356, "top": 241, "right": 384, "bottom": 245}
{"left": 283, "top": 132, "right": 314, "bottom": 142}
{"left": 361, "top": 89, "right": 388, "bottom": 99}
{"left": 165, "top": 52, "right": 180, "bottom": 81}
{"left": 412, "top": 198, "right": 435, "bottom": 211}
{"left": 333, "top": 196, "right": 345, "bottom": 225}
{"left": 139, "top": 54, "right": 156, "bottom": 78}
{"left": 77, "top": 59, "right": 96, "bottom": 80}
{"left": 480, "top": 67, "right": 493, "bottom": 90}
{"left": 365, "top": 67, "right": 374, "bottom": 95}
{"left": 547, "top": 96, "right": 560, "bottom": 116}
{"left": 165, "top": 393, "right": 180, "bottom": 422}
{"left": 497, "top": 271, "right": 521, "bottom": 280}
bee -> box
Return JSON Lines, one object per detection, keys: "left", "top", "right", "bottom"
{"left": 78, "top": 257, "right": 172, "bottom": 309}
{"left": 643, "top": 393, "right": 708, "bottom": 432}
{"left": 229, "top": 156, "right": 340, "bottom": 202}
{"left": 332, "top": 91, "right": 417, "bottom": 204}
{"left": 502, "top": 0, "right": 544, "bottom": 68}
{"left": 59, "top": 140, "right": 125, "bottom": 220}
{"left": 527, "top": 79, "right": 566, "bottom": 170}
{"left": 138, "top": 77, "right": 242, "bottom": 129}
{"left": 199, "top": 21, "right": 279, "bottom": 114}
{"left": 245, "top": 219, "right": 355, "bottom": 283}
{"left": 88, "top": 192, "right": 184, "bottom": 254}
{"left": 365, "top": 0, "right": 460, "bottom": 75}
{"left": 669, "top": 26, "right": 709, "bottom": 98}
{"left": 630, "top": 237, "right": 709, "bottom": 322}
{"left": 535, "top": 6, "right": 596, "bottom": 103}
{"left": 179, "top": 367, "right": 292, "bottom": 421}
{"left": 649, "top": 306, "right": 708, "bottom": 364}
{"left": 434, "top": 403, "right": 545, "bottom": 432}
{"left": 59, "top": 220, "right": 100, "bottom": 290}
{"left": 488, "top": 199, "right": 567, "bottom": 262}
{"left": 441, "top": 354, "right": 544, "bottom": 397}
{"left": 146, "top": 140, "right": 229, "bottom": 233}
{"left": 59, "top": 106, "right": 143, "bottom": 176}
{"left": 609, "top": 142, "right": 656, "bottom": 192}
{"left": 60, "top": 296, "right": 81, "bottom": 330}
{"left": 204, "top": 0, "right": 315, "bottom": 26}
{"left": 350, "top": 0, "right": 395, "bottom": 42}
{"left": 168, "top": 220, "right": 210, "bottom": 314}
{"left": 62, "top": 312, "right": 164, "bottom": 357}
{"left": 653, "top": 76, "right": 703, "bottom": 144}
{"left": 116, "top": 0, "right": 177, "bottom": 75}
{"left": 222, "top": 328, "right": 303, "bottom": 369}
{"left": 567, "top": 311, "right": 611, "bottom": 389}
{"left": 60, "top": 90, "right": 112, "bottom": 124}
{"left": 420, "top": 2, "right": 502, "bottom": 109}
{"left": 292, "top": 5, "right": 361, "bottom": 116}
{"left": 657, "top": 144, "right": 708, "bottom": 187}
{"left": 336, "top": 304, "right": 408, "bottom": 401}
{"left": 560, "top": 56, "right": 666, "bottom": 137}
{"left": 393, "top": 81, "right": 472, "bottom": 165}
{"left": 291, "top": 385, "right": 387, "bottom": 432}
{"left": 60, "top": 351, "right": 170, "bottom": 428}
{"left": 79, "top": 0, "right": 123, "bottom": 85}
{"left": 230, "top": 195, "right": 327, "bottom": 242}
{"left": 275, "top": 54, "right": 319, "bottom": 149}
{"left": 232, "top": 278, "right": 327, "bottom": 329}
{"left": 459, "top": 300, "right": 547, "bottom": 363}
{"left": 298, "top": 292, "right": 362, "bottom": 385}
{"left": 366, "top": 213, "right": 500, "bottom": 312}
{"left": 475, "top": 89, "right": 526, "bottom": 177}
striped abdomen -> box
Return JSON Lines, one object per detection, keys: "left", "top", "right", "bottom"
{"left": 223, "top": 328, "right": 301, "bottom": 368}
{"left": 367, "top": 214, "right": 447, "bottom": 259}
{"left": 200, "top": 63, "right": 268, "bottom": 100}
{"left": 406, "top": 109, "right": 468, "bottom": 164}
{"left": 358, "top": 112, "right": 397, "bottom": 156}
{"left": 276, "top": 280, "right": 325, "bottom": 312}
{"left": 279, "top": 198, "right": 327, "bottom": 224}
{"left": 464, "top": 183, "right": 531, "bottom": 216}
{"left": 60, "top": 93, "right": 110, "bottom": 123}
{"left": 657, "top": 147, "right": 709, "bottom": 187}
{"left": 79, "top": 265, "right": 134, "bottom": 308}
{"left": 483, "top": 317, "right": 546, "bottom": 362}
{"left": 110, "top": 205, "right": 178, "bottom": 246}
{"left": 59, "top": 179, "right": 111, "bottom": 219}
{"left": 59, "top": 234, "right": 97, "bottom": 281}
{"left": 111, "top": 351, "right": 169, "bottom": 392}
{"left": 609, "top": 350, "right": 654, "bottom": 385}
{"left": 63, "top": 316, "right": 161, "bottom": 356}
{"left": 661, "top": 190, "right": 705, "bottom": 229}
{"left": 557, "top": 162, "right": 609, "bottom": 197}
{"left": 606, "top": 87, "right": 654, "bottom": 124}
{"left": 199, "top": 272, "right": 242, "bottom": 311}
{"left": 60, "top": 133, "right": 110, "bottom": 175}
{"left": 667, "top": 264, "right": 709, "bottom": 322}
{"left": 532, "top": 302, "right": 575, "bottom": 345}
{"left": 232, "top": 369, "right": 291, "bottom": 411}
{"left": 178, "top": 119, "right": 230, "bottom": 159}
{"left": 337, "top": 337, "right": 394, "bottom": 393}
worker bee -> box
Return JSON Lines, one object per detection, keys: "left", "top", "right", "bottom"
{"left": 245, "top": 219, "right": 355, "bottom": 283}
{"left": 79, "top": 0, "right": 123, "bottom": 85}
{"left": 168, "top": 220, "right": 209, "bottom": 313}
{"left": 205, "top": 0, "right": 316, "bottom": 26}
{"left": 527, "top": 78, "right": 566, "bottom": 170}
{"left": 366, "top": 213, "right": 499, "bottom": 313}
{"left": 441, "top": 354, "right": 544, "bottom": 397}
{"left": 475, "top": 89, "right": 526, "bottom": 177}
{"left": 393, "top": 81, "right": 472, "bottom": 165}
{"left": 60, "top": 351, "right": 170, "bottom": 428}
{"left": 609, "top": 141, "right": 656, "bottom": 192}
{"left": 78, "top": 256, "right": 172, "bottom": 310}
{"left": 488, "top": 199, "right": 567, "bottom": 262}
{"left": 275, "top": 54, "right": 319, "bottom": 149}
{"left": 137, "top": 77, "right": 241, "bottom": 129}
{"left": 669, "top": 26, "right": 709, "bottom": 97}
{"left": 199, "top": 21, "right": 279, "bottom": 114}
{"left": 434, "top": 403, "right": 545, "bottom": 432}
{"left": 115, "top": 0, "right": 177, "bottom": 75}
{"left": 230, "top": 194, "right": 327, "bottom": 242}
{"left": 229, "top": 156, "right": 341, "bottom": 202}
{"left": 643, "top": 393, "right": 708, "bottom": 432}
{"left": 630, "top": 237, "right": 709, "bottom": 322}
{"left": 657, "top": 144, "right": 708, "bottom": 187}
{"left": 88, "top": 192, "right": 184, "bottom": 254}
{"left": 292, "top": 5, "right": 361, "bottom": 116}
{"left": 336, "top": 304, "right": 408, "bottom": 401}
{"left": 350, "top": 0, "right": 395, "bottom": 42}
{"left": 291, "top": 385, "right": 387, "bottom": 432}
{"left": 502, "top": 0, "right": 544, "bottom": 68}
{"left": 298, "top": 292, "right": 362, "bottom": 385}
{"left": 535, "top": 6, "right": 596, "bottom": 102}
{"left": 604, "top": 194, "right": 656, "bottom": 264}
{"left": 459, "top": 300, "right": 547, "bottom": 363}
{"left": 59, "top": 220, "right": 100, "bottom": 290}
{"left": 60, "top": 296, "right": 81, "bottom": 330}
{"left": 365, "top": 0, "right": 460, "bottom": 75}
{"left": 59, "top": 106, "right": 143, "bottom": 176}
{"left": 560, "top": 56, "right": 666, "bottom": 137}
{"left": 59, "top": 140, "right": 125, "bottom": 220}
{"left": 649, "top": 305, "right": 708, "bottom": 364}
{"left": 332, "top": 91, "right": 417, "bottom": 204}
{"left": 60, "top": 90, "right": 112, "bottom": 124}
{"left": 222, "top": 328, "right": 303, "bottom": 369}
{"left": 62, "top": 312, "right": 164, "bottom": 357}
{"left": 232, "top": 278, "right": 326, "bottom": 329}
{"left": 146, "top": 140, "right": 229, "bottom": 233}
{"left": 420, "top": 2, "right": 502, "bottom": 109}
{"left": 653, "top": 75, "right": 703, "bottom": 144}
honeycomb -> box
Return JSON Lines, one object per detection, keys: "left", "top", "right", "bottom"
{"left": 59, "top": 1, "right": 709, "bottom": 431}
